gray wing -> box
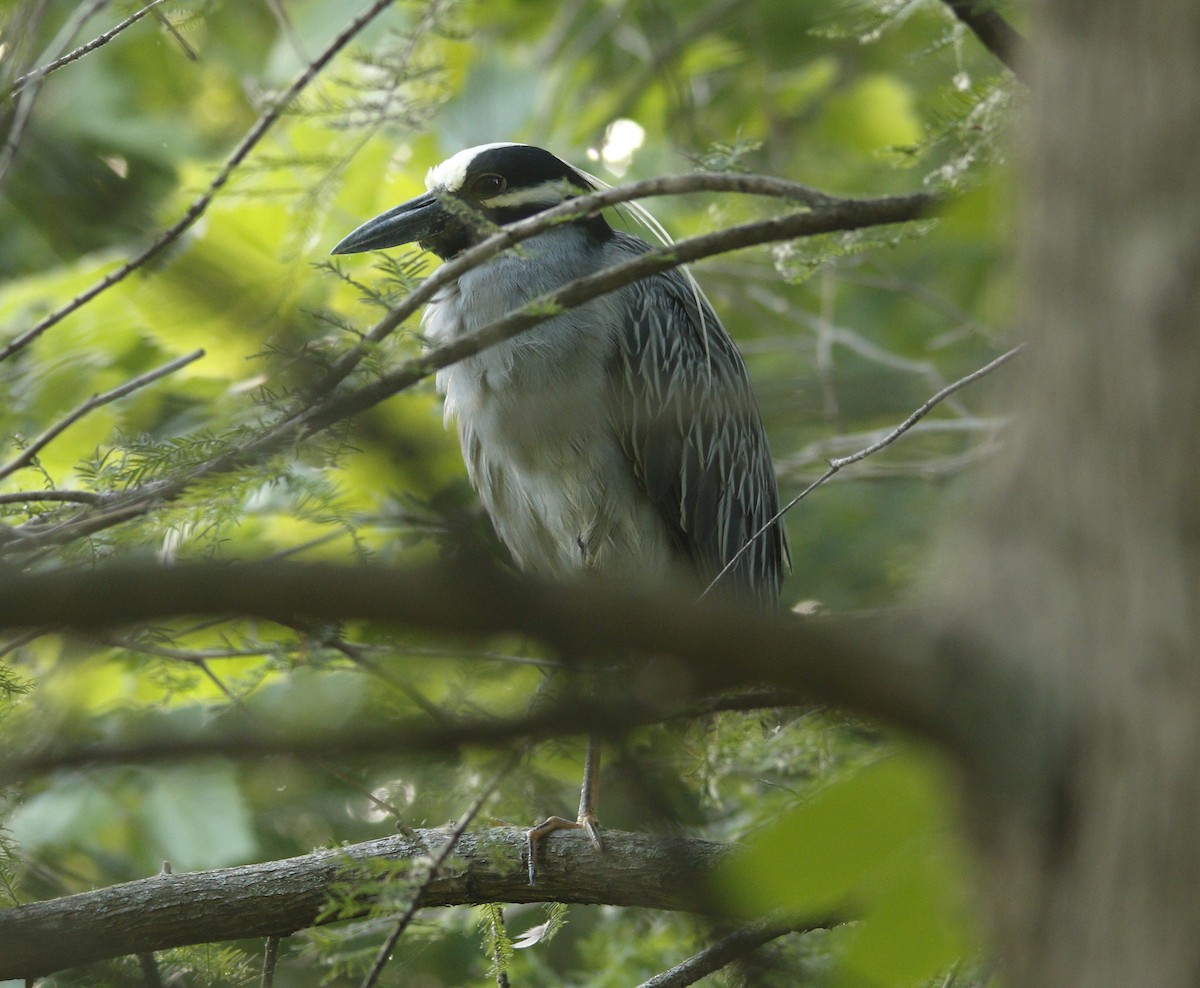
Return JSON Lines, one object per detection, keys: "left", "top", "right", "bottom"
{"left": 605, "top": 233, "right": 790, "bottom": 608}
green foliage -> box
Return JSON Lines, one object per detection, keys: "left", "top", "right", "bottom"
{"left": 478, "top": 902, "right": 515, "bottom": 980}
{"left": 723, "top": 749, "right": 979, "bottom": 985}
{"left": 0, "top": 0, "right": 1016, "bottom": 983}
{"left": 39, "top": 944, "right": 257, "bottom": 988}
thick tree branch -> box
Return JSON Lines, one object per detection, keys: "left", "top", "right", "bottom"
{"left": 0, "top": 828, "right": 733, "bottom": 979}
{"left": 0, "top": 559, "right": 1026, "bottom": 770}
{"left": 944, "top": 1, "right": 1024, "bottom": 75}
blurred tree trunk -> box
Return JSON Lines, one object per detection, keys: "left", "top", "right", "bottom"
{"left": 944, "top": 0, "right": 1200, "bottom": 984}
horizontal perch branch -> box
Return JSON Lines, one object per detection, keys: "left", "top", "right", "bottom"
{"left": 0, "top": 827, "right": 732, "bottom": 978}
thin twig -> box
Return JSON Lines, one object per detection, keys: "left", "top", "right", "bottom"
{"left": 701, "top": 343, "right": 1025, "bottom": 598}
{"left": 291, "top": 0, "right": 451, "bottom": 239}
{"left": 260, "top": 934, "right": 281, "bottom": 988}
{"left": 97, "top": 637, "right": 285, "bottom": 662}
{"left": 359, "top": 763, "right": 514, "bottom": 988}
{"left": 0, "top": 349, "right": 205, "bottom": 482}
{"left": 601, "top": 0, "right": 744, "bottom": 134}
{"left": 151, "top": 6, "right": 197, "bottom": 61}
{"left": 263, "top": 0, "right": 309, "bottom": 62}
{"left": 0, "top": 0, "right": 110, "bottom": 189}
{"left": 172, "top": 650, "right": 407, "bottom": 823}
{"left": 0, "top": 0, "right": 400, "bottom": 365}
{"left": 9, "top": 0, "right": 171, "bottom": 93}
{"left": 826, "top": 344, "right": 1023, "bottom": 470}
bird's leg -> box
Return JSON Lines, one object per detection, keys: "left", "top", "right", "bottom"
{"left": 525, "top": 733, "right": 605, "bottom": 884}
{"left": 577, "top": 731, "right": 604, "bottom": 849}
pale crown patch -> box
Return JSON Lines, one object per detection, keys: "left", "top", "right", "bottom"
{"left": 425, "top": 142, "right": 523, "bottom": 192}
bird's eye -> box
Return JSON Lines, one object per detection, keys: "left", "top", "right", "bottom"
{"left": 470, "top": 173, "right": 506, "bottom": 198}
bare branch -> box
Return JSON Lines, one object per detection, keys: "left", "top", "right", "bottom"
{"left": 0, "top": 628, "right": 44, "bottom": 659}
{"left": 0, "top": 0, "right": 109, "bottom": 190}
{"left": 262, "top": 0, "right": 309, "bottom": 63}
{"left": 0, "top": 558, "right": 1020, "bottom": 767}
{"left": 260, "top": 934, "right": 281, "bottom": 988}
{"left": 0, "top": 349, "right": 205, "bottom": 482}
{"left": 943, "top": 1, "right": 1024, "bottom": 75}
{"left": 0, "top": 682, "right": 816, "bottom": 786}
{"left": 9, "top": 0, "right": 170, "bottom": 94}
{"left": 151, "top": 5, "right": 197, "bottom": 61}
{"left": 0, "top": 0, "right": 401, "bottom": 364}
{"left": 0, "top": 828, "right": 735, "bottom": 979}
{"left": 636, "top": 920, "right": 823, "bottom": 988}
{"left": 0, "top": 490, "right": 104, "bottom": 506}
{"left": 825, "top": 345, "right": 1024, "bottom": 471}
{"left": 601, "top": 0, "right": 744, "bottom": 138}
{"left": 702, "top": 344, "right": 1025, "bottom": 598}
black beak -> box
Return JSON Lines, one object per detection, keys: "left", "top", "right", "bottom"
{"left": 331, "top": 191, "right": 449, "bottom": 254}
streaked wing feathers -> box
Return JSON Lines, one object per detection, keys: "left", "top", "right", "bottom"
{"left": 606, "top": 235, "right": 789, "bottom": 607}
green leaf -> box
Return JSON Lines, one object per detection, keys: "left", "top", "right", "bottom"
{"left": 143, "top": 762, "right": 256, "bottom": 869}
{"left": 721, "top": 748, "right": 977, "bottom": 985}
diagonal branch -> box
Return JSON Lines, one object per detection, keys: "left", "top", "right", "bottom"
{"left": 943, "top": 1, "right": 1024, "bottom": 75}
{"left": 361, "top": 763, "right": 513, "bottom": 988}
{"left": 0, "top": 0, "right": 109, "bottom": 190}
{"left": 313, "top": 172, "right": 858, "bottom": 397}
{"left": 8, "top": 0, "right": 171, "bottom": 94}
{"left": 302, "top": 190, "right": 936, "bottom": 430}
{"left": 636, "top": 920, "right": 824, "bottom": 988}
{"left": 0, "top": 348, "right": 204, "bottom": 482}
{"left": 0, "top": 0, "right": 401, "bottom": 364}
{"left": 2, "top": 187, "right": 935, "bottom": 555}
{"left": 702, "top": 343, "right": 1025, "bottom": 597}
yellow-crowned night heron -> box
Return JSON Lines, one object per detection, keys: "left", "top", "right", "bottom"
{"left": 333, "top": 143, "right": 789, "bottom": 879}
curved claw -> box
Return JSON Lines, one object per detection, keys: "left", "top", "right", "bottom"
{"left": 525, "top": 815, "right": 604, "bottom": 885}
{"left": 580, "top": 813, "right": 603, "bottom": 852}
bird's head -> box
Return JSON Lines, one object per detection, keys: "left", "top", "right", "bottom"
{"left": 331, "top": 143, "right": 603, "bottom": 260}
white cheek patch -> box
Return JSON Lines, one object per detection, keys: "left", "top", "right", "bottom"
{"left": 426, "top": 142, "right": 524, "bottom": 192}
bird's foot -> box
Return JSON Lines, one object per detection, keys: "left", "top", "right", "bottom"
{"left": 525, "top": 813, "right": 604, "bottom": 885}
